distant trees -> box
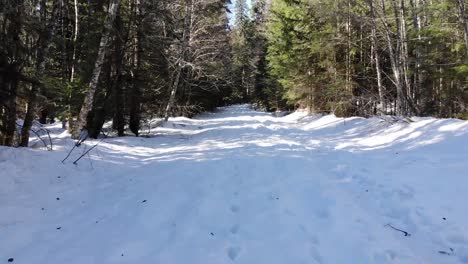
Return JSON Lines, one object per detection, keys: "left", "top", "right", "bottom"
{"left": 230, "top": 0, "right": 287, "bottom": 111}
{"left": 1, "top": 0, "right": 467, "bottom": 147}
{"left": 74, "top": 0, "right": 121, "bottom": 138}
{"left": 266, "top": 0, "right": 468, "bottom": 117}
{"left": 0, "top": 0, "right": 233, "bottom": 146}
{"left": 162, "top": 0, "right": 233, "bottom": 121}
{"left": 230, "top": 0, "right": 255, "bottom": 102}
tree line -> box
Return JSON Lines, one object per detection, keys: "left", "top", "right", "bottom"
{"left": 1, "top": 0, "right": 468, "bottom": 147}
{"left": 264, "top": 0, "right": 468, "bottom": 117}
{"left": 1, "top": 0, "right": 234, "bottom": 147}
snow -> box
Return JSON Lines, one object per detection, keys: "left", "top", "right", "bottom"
{"left": 1, "top": 104, "right": 468, "bottom": 264}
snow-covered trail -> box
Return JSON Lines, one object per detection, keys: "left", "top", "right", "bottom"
{"left": 1, "top": 105, "right": 468, "bottom": 264}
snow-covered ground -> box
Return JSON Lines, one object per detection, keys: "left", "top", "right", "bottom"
{"left": 1, "top": 105, "right": 468, "bottom": 264}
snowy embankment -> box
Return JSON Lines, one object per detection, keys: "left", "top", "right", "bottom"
{"left": 1, "top": 105, "right": 468, "bottom": 264}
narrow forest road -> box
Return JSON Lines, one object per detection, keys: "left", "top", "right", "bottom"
{"left": 1, "top": 105, "right": 468, "bottom": 264}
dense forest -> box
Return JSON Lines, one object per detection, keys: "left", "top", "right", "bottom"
{"left": 1, "top": 0, "right": 468, "bottom": 147}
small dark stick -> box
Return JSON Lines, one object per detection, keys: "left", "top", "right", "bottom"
{"left": 62, "top": 144, "right": 77, "bottom": 163}
{"left": 385, "top": 224, "right": 411, "bottom": 237}
{"left": 438, "top": 248, "right": 454, "bottom": 256}
{"left": 15, "top": 122, "right": 52, "bottom": 150}
{"left": 63, "top": 129, "right": 91, "bottom": 163}
{"left": 43, "top": 128, "right": 53, "bottom": 150}
{"left": 72, "top": 138, "right": 105, "bottom": 165}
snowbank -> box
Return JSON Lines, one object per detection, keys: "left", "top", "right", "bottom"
{"left": 1, "top": 105, "right": 468, "bottom": 264}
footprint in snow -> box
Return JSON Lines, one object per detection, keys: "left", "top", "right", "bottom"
{"left": 309, "top": 247, "right": 323, "bottom": 264}
{"left": 230, "top": 224, "right": 239, "bottom": 235}
{"left": 299, "top": 225, "right": 320, "bottom": 245}
{"left": 315, "top": 208, "right": 329, "bottom": 219}
{"left": 227, "top": 246, "right": 241, "bottom": 261}
{"left": 230, "top": 205, "right": 240, "bottom": 213}
{"left": 457, "top": 248, "right": 468, "bottom": 263}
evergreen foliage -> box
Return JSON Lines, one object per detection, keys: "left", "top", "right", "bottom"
{"left": 1, "top": 0, "right": 467, "bottom": 146}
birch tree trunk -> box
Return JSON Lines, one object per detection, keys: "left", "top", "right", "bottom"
{"left": 380, "top": 0, "right": 406, "bottom": 115}
{"left": 345, "top": 0, "right": 352, "bottom": 93}
{"left": 368, "top": 0, "right": 386, "bottom": 112}
{"left": 73, "top": 0, "right": 121, "bottom": 138}
{"left": 164, "top": 67, "right": 183, "bottom": 121}
{"left": 409, "top": 0, "right": 423, "bottom": 106}
{"left": 392, "top": 0, "right": 407, "bottom": 115}
{"left": 398, "top": 0, "right": 417, "bottom": 114}
{"left": 70, "top": 0, "right": 79, "bottom": 82}
{"left": 163, "top": 0, "right": 192, "bottom": 122}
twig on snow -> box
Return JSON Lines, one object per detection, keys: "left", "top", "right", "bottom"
{"left": 385, "top": 224, "right": 411, "bottom": 237}
{"left": 62, "top": 144, "right": 77, "bottom": 163}
{"left": 438, "top": 248, "right": 454, "bottom": 256}
{"left": 72, "top": 137, "right": 105, "bottom": 165}
{"left": 15, "top": 122, "right": 52, "bottom": 150}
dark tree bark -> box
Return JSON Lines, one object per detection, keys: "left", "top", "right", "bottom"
{"left": 0, "top": 1, "right": 24, "bottom": 146}
{"left": 112, "top": 12, "right": 125, "bottom": 137}
{"left": 456, "top": 0, "right": 468, "bottom": 57}
{"left": 128, "top": 0, "right": 142, "bottom": 136}
{"left": 20, "top": 0, "right": 59, "bottom": 147}
{"left": 73, "top": 0, "right": 121, "bottom": 138}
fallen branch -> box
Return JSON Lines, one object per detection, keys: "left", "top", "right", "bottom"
{"left": 15, "top": 122, "right": 52, "bottom": 151}
{"left": 72, "top": 137, "right": 105, "bottom": 165}
{"left": 61, "top": 144, "right": 77, "bottom": 163}
{"left": 438, "top": 248, "right": 454, "bottom": 256}
{"left": 38, "top": 127, "right": 53, "bottom": 150}
{"left": 63, "top": 129, "right": 109, "bottom": 164}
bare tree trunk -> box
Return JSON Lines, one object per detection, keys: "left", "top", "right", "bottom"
{"left": 409, "top": 0, "right": 424, "bottom": 108}
{"left": 59, "top": 0, "right": 69, "bottom": 81}
{"left": 456, "top": 0, "right": 468, "bottom": 57}
{"left": 163, "top": 0, "right": 192, "bottom": 122}
{"left": 3, "top": 80, "right": 18, "bottom": 147}
{"left": 70, "top": 0, "right": 79, "bottom": 82}
{"left": 164, "top": 67, "right": 182, "bottom": 121}
{"left": 1, "top": 1, "right": 23, "bottom": 146}
{"left": 345, "top": 0, "right": 352, "bottom": 93}
{"left": 368, "top": 0, "right": 386, "bottom": 112}
{"left": 380, "top": 0, "right": 406, "bottom": 115}
{"left": 392, "top": 0, "right": 407, "bottom": 115}
{"left": 398, "top": 0, "right": 417, "bottom": 114}
{"left": 63, "top": 0, "right": 79, "bottom": 130}
{"left": 73, "top": 0, "right": 121, "bottom": 138}
{"left": 20, "top": 0, "right": 58, "bottom": 147}
{"left": 112, "top": 12, "right": 125, "bottom": 137}
{"left": 129, "top": 0, "right": 142, "bottom": 136}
